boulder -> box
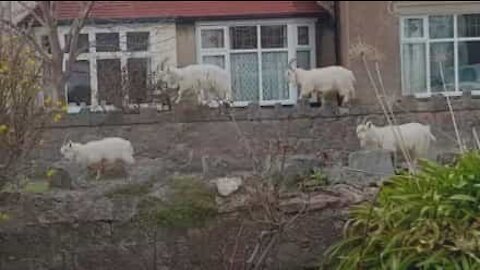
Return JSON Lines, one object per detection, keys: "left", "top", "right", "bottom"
{"left": 214, "top": 177, "right": 242, "bottom": 197}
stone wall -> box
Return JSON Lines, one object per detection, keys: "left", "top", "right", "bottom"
{"left": 33, "top": 95, "right": 480, "bottom": 177}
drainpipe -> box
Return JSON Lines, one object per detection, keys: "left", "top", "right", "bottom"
{"left": 334, "top": 1, "right": 341, "bottom": 65}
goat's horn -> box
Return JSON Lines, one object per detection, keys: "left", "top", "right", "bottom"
{"left": 288, "top": 58, "right": 297, "bottom": 70}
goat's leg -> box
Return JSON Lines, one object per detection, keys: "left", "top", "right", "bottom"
{"left": 341, "top": 93, "right": 349, "bottom": 107}
{"left": 175, "top": 88, "right": 186, "bottom": 104}
{"left": 95, "top": 159, "right": 106, "bottom": 180}
{"left": 391, "top": 151, "right": 397, "bottom": 171}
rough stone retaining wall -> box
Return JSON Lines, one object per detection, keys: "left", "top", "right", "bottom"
{"left": 32, "top": 95, "right": 480, "bottom": 176}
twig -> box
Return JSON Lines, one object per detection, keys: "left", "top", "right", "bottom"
{"left": 252, "top": 233, "right": 279, "bottom": 270}
{"left": 439, "top": 61, "right": 464, "bottom": 153}
{"left": 229, "top": 221, "right": 245, "bottom": 270}
{"left": 362, "top": 55, "right": 414, "bottom": 172}
{"left": 473, "top": 127, "right": 480, "bottom": 150}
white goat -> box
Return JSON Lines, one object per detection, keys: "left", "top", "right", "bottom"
{"left": 286, "top": 60, "right": 356, "bottom": 107}
{"left": 60, "top": 137, "right": 135, "bottom": 179}
{"left": 356, "top": 121, "right": 436, "bottom": 166}
{"left": 160, "top": 64, "right": 232, "bottom": 107}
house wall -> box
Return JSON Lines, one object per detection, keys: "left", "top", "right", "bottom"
{"left": 339, "top": 1, "right": 401, "bottom": 105}
{"left": 316, "top": 18, "right": 337, "bottom": 67}
{"left": 176, "top": 22, "right": 197, "bottom": 67}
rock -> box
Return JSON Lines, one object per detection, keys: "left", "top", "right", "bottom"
{"left": 337, "top": 150, "right": 395, "bottom": 186}
{"left": 349, "top": 150, "right": 394, "bottom": 175}
{"left": 214, "top": 177, "right": 242, "bottom": 197}
{"left": 48, "top": 167, "right": 73, "bottom": 190}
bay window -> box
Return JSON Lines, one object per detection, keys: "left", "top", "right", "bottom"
{"left": 197, "top": 19, "right": 316, "bottom": 106}
{"left": 401, "top": 13, "right": 480, "bottom": 97}
{"left": 63, "top": 27, "right": 152, "bottom": 112}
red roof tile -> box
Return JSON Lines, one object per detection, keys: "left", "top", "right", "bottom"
{"left": 55, "top": 1, "right": 324, "bottom": 21}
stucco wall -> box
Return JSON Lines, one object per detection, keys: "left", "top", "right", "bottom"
{"left": 339, "top": 1, "right": 401, "bottom": 105}
{"left": 176, "top": 22, "right": 197, "bottom": 67}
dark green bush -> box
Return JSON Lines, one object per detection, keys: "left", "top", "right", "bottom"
{"left": 324, "top": 152, "right": 480, "bottom": 269}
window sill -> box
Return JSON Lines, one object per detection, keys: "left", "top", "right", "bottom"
{"left": 413, "top": 91, "right": 463, "bottom": 99}
{"left": 66, "top": 103, "right": 164, "bottom": 114}
{"left": 232, "top": 100, "right": 296, "bottom": 107}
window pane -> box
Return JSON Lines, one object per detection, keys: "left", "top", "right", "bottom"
{"left": 230, "top": 53, "right": 258, "bottom": 101}
{"left": 96, "top": 33, "right": 119, "bottom": 52}
{"left": 67, "top": 60, "right": 91, "bottom": 105}
{"left": 262, "top": 52, "right": 289, "bottom": 100}
{"left": 404, "top": 18, "right": 423, "bottom": 38}
{"left": 64, "top": 34, "right": 89, "bottom": 53}
{"left": 402, "top": 44, "right": 426, "bottom": 94}
{"left": 203, "top": 55, "right": 225, "bottom": 69}
{"left": 458, "top": 41, "right": 480, "bottom": 91}
{"left": 458, "top": 14, "right": 480, "bottom": 37}
{"left": 127, "top": 58, "right": 150, "bottom": 103}
{"left": 430, "top": 42, "right": 455, "bottom": 92}
{"left": 97, "top": 59, "right": 122, "bottom": 106}
{"left": 230, "top": 26, "right": 257, "bottom": 50}
{"left": 201, "top": 29, "right": 224, "bottom": 49}
{"left": 261, "top": 25, "right": 287, "bottom": 48}
{"left": 296, "top": 50, "right": 311, "bottom": 69}
{"left": 429, "top": 15, "right": 453, "bottom": 39}
{"left": 298, "top": 26, "right": 309, "bottom": 45}
{"left": 127, "top": 32, "right": 149, "bottom": 51}
{"left": 41, "top": 35, "right": 51, "bottom": 54}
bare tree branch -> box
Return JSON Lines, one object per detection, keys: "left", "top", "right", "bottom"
{"left": 17, "top": 1, "right": 45, "bottom": 26}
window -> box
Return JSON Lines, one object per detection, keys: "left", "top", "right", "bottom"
{"left": 197, "top": 20, "right": 316, "bottom": 106}
{"left": 97, "top": 59, "right": 122, "bottom": 106}
{"left": 41, "top": 35, "right": 51, "bottom": 54}
{"left": 67, "top": 60, "right": 91, "bottom": 106}
{"left": 127, "top": 58, "right": 150, "bottom": 103}
{"left": 401, "top": 14, "right": 480, "bottom": 96}
{"left": 201, "top": 29, "right": 224, "bottom": 49}
{"left": 95, "top": 33, "right": 120, "bottom": 52}
{"left": 63, "top": 29, "right": 152, "bottom": 111}
{"left": 127, "top": 32, "right": 149, "bottom": 51}
{"left": 64, "top": 34, "right": 89, "bottom": 53}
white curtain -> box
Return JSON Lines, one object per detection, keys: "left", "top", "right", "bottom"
{"left": 262, "top": 52, "right": 289, "bottom": 100}
{"left": 402, "top": 44, "right": 426, "bottom": 95}
{"left": 230, "top": 53, "right": 259, "bottom": 101}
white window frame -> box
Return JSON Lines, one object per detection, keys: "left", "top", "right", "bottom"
{"left": 196, "top": 18, "right": 317, "bottom": 107}
{"left": 400, "top": 14, "right": 480, "bottom": 98}
{"left": 60, "top": 24, "right": 154, "bottom": 113}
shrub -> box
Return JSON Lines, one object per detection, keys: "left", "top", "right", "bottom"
{"left": 324, "top": 152, "right": 480, "bottom": 269}
{"left": 0, "top": 36, "right": 65, "bottom": 189}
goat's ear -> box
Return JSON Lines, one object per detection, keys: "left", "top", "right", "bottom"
{"left": 365, "top": 121, "right": 373, "bottom": 128}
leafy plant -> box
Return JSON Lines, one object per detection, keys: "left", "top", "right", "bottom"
{"left": 324, "top": 151, "right": 480, "bottom": 269}
{"left": 0, "top": 36, "right": 66, "bottom": 189}
{"left": 297, "top": 168, "right": 329, "bottom": 192}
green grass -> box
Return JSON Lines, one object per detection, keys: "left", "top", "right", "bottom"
{"left": 2, "top": 180, "right": 50, "bottom": 193}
